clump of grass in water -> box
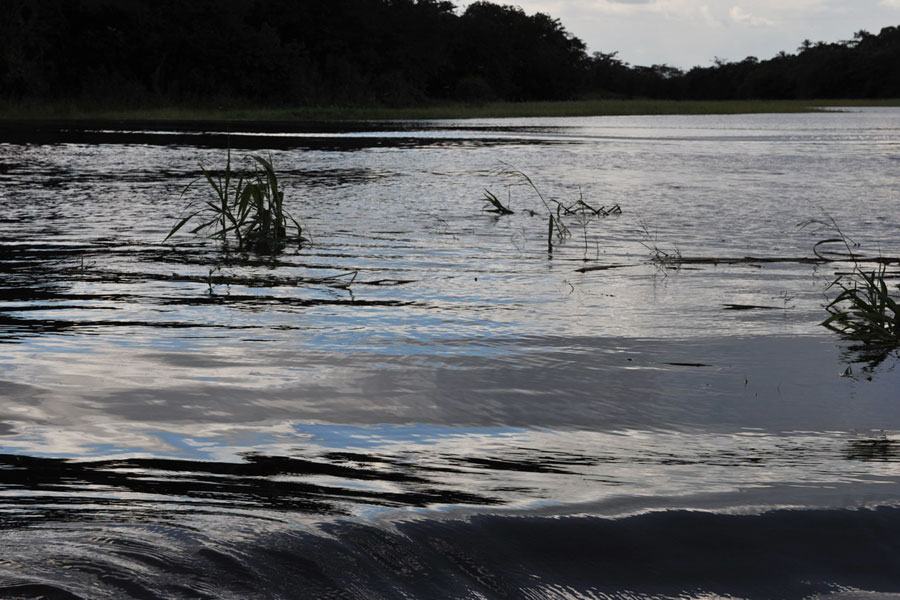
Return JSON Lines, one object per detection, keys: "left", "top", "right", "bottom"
{"left": 483, "top": 163, "right": 621, "bottom": 256}
{"left": 165, "top": 150, "right": 304, "bottom": 254}
{"left": 823, "top": 264, "right": 900, "bottom": 348}
{"left": 482, "top": 190, "right": 514, "bottom": 215}
{"left": 637, "top": 219, "right": 681, "bottom": 272}
{"left": 803, "top": 216, "right": 900, "bottom": 370}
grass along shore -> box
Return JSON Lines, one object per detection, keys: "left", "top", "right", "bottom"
{"left": 1, "top": 98, "right": 899, "bottom": 123}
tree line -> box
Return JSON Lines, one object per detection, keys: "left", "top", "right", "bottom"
{"left": 592, "top": 28, "right": 900, "bottom": 100}
{"left": 1, "top": 0, "right": 898, "bottom": 106}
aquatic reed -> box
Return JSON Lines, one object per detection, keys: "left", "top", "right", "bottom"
{"left": 482, "top": 165, "right": 625, "bottom": 256}
{"left": 638, "top": 219, "right": 682, "bottom": 271}
{"left": 482, "top": 190, "right": 514, "bottom": 215}
{"left": 484, "top": 164, "right": 625, "bottom": 255}
{"left": 822, "top": 263, "right": 900, "bottom": 347}
{"left": 803, "top": 216, "right": 900, "bottom": 366}
{"left": 499, "top": 164, "right": 570, "bottom": 246}
{"left": 165, "top": 150, "right": 304, "bottom": 253}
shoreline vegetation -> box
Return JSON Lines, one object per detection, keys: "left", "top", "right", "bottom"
{"left": 3, "top": 2, "right": 899, "bottom": 121}
{"left": 2, "top": 98, "right": 900, "bottom": 125}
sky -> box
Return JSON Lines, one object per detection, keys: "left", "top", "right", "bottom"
{"left": 457, "top": 0, "right": 900, "bottom": 69}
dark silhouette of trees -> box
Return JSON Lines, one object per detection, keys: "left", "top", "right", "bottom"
{"left": 451, "top": 2, "right": 586, "bottom": 101}
{"left": 0, "top": 0, "right": 897, "bottom": 106}
{"left": 616, "top": 25, "right": 900, "bottom": 101}
{"left": 0, "top": 0, "right": 586, "bottom": 105}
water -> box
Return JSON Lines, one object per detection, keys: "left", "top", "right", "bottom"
{"left": 1, "top": 109, "right": 900, "bottom": 598}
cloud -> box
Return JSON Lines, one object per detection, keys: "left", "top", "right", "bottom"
{"left": 729, "top": 6, "right": 776, "bottom": 26}
{"left": 509, "top": 0, "right": 895, "bottom": 68}
{"left": 698, "top": 4, "right": 722, "bottom": 27}
{"left": 582, "top": 0, "right": 724, "bottom": 26}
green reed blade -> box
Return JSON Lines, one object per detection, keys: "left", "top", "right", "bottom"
{"left": 164, "top": 210, "right": 203, "bottom": 241}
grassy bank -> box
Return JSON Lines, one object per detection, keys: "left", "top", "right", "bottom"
{"left": 2, "top": 98, "right": 899, "bottom": 123}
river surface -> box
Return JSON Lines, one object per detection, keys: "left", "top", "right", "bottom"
{"left": 1, "top": 109, "right": 900, "bottom": 598}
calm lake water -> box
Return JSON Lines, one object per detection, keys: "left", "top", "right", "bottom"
{"left": 1, "top": 109, "right": 900, "bottom": 598}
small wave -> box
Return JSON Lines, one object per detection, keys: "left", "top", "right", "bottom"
{"left": 2, "top": 507, "right": 900, "bottom": 598}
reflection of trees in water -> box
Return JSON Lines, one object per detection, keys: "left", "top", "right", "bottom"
{"left": 845, "top": 436, "right": 900, "bottom": 462}
{"left": 0, "top": 453, "right": 499, "bottom": 525}
{"left": 0, "top": 240, "right": 418, "bottom": 343}
{"left": 0, "top": 242, "right": 140, "bottom": 341}
{"left": 0, "top": 243, "right": 80, "bottom": 341}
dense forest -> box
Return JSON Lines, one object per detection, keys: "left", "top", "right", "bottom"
{"left": 1, "top": 0, "right": 899, "bottom": 106}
